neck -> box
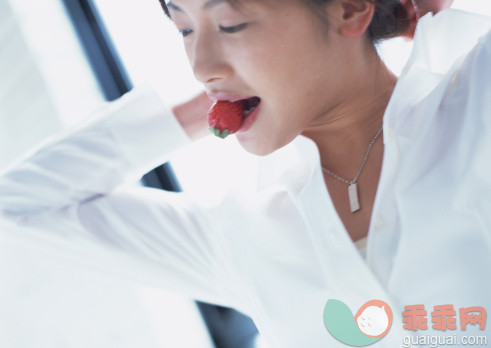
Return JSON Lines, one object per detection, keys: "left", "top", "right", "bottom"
{"left": 300, "top": 55, "right": 397, "bottom": 178}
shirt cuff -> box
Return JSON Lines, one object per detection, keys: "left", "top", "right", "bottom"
{"left": 103, "top": 83, "right": 193, "bottom": 176}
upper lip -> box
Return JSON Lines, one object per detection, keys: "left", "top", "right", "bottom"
{"left": 206, "top": 91, "right": 255, "bottom": 102}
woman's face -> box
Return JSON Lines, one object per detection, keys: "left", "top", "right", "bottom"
{"left": 167, "top": 0, "right": 353, "bottom": 155}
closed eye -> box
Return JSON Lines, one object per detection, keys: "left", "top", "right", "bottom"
{"left": 177, "top": 23, "right": 248, "bottom": 38}
{"left": 178, "top": 29, "right": 193, "bottom": 37}
{"left": 219, "top": 23, "right": 248, "bottom": 33}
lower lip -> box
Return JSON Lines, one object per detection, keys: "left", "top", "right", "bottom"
{"left": 237, "top": 103, "right": 261, "bottom": 133}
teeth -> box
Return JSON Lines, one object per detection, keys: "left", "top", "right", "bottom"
{"left": 243, "top": 105, "right": 257, "bottom": 117}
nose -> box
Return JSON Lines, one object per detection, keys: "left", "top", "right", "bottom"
{"left": 188, "top": 28, "right": 233, "bottom": 85}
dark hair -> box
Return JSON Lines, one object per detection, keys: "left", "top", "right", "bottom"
{"left": 159, "top": 0, "right": 409, "bottom": 44}
{"left": 363, "top": 0, "right": 410, "bottom": 43}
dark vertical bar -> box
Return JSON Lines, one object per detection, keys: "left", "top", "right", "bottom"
{"left": 61, "top": 0, "right": 132, "bottom": 100}
{"left": 61, "top": 0, "right": 181, "bottom": 192}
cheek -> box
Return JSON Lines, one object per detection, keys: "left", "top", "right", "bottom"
{"left": 233, "top": 23, "right": 322, "bottom": 81}
{"left": 228, "top": 43, "right": 278, "bottom": 86}
{"left": 230, "top": 28, "right": 335, "bottom": 133}
{"left": 256, "top": 40, "right": 330, "bottom": 100}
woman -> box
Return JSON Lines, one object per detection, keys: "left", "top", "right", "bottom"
{"left": 0, "top": 0, "right": 489, "bottom": 347}
{"left": 167, "top": 0, "right": 450, "bottom": 243}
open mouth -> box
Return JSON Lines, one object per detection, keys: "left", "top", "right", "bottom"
{"left": 242, "top": 97, "right": 261, "bottom": 118}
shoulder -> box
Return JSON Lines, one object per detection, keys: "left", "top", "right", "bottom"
{"left": 388, "top": 9, "right": 491, "bottom": 141}
{"left": 407, "top": 9, "right": 491, "bottom": 75}
{"left": 438, "top": 19, "right": 491, "bottom": 137}
{"left": 386, "top": 10, "right": 491, "bottom": 185}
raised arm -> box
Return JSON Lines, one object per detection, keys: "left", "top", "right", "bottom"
{"left": 400, "top": 0, "right": 454, "bottom": 39}
{"left": 0, "top": 84, "right": 193, "bottom": 220}
{"left": 0, "top": 84, "right": 243, "bottom": 311}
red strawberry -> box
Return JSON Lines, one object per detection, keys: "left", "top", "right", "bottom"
{"left": 207, "top": 100, "right": 245, "bottom": 139}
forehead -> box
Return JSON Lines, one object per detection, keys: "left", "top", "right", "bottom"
{"left": 166, "top": 0, "right": 228, "bottom": 11}
{"left": 165, "top": 0, "right": 278, "bottom": 15}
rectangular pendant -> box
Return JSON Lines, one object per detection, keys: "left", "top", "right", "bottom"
{"left": 348, "top": 183, "right": 360, "bottom": 213}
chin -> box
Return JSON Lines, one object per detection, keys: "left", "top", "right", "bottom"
{"left": 235, "top": 133, "right": 278, "bottom": 156}
{"left": 236, "top": 130, "right": 298, "bottom": 157}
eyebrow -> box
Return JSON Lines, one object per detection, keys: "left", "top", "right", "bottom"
{"left": 166, "top": 0, "right": 225, "bottom": 12}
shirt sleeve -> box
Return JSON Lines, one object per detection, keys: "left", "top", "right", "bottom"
{"left": 0, "top": 84, "right": 242, "bottom": 310}
{"left": 436, "top": 26, "right": 491, "bottom": 237}
{"left": 467, "top": 29, "right": 491, "bottom": 232}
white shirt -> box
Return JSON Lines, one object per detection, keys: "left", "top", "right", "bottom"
{"left": 0, "top": 8, "right": 490, "bottom": 348}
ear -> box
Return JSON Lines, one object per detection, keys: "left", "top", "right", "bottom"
{"left": 336, "top": 0, "right": 375, "bottom": 39}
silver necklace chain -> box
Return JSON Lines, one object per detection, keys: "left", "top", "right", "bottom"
{"left": 321, "top": 124, "right": 383, "bottom": 185}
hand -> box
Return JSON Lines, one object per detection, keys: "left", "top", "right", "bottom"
{"left": 172, "top": 91, "right": 214, "bottom": 142}
{"left": 412, "top": 0, "right": 454, "bottom": 16}
{"left": 400, "top": 0, "right": 454, "bottom": 39}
